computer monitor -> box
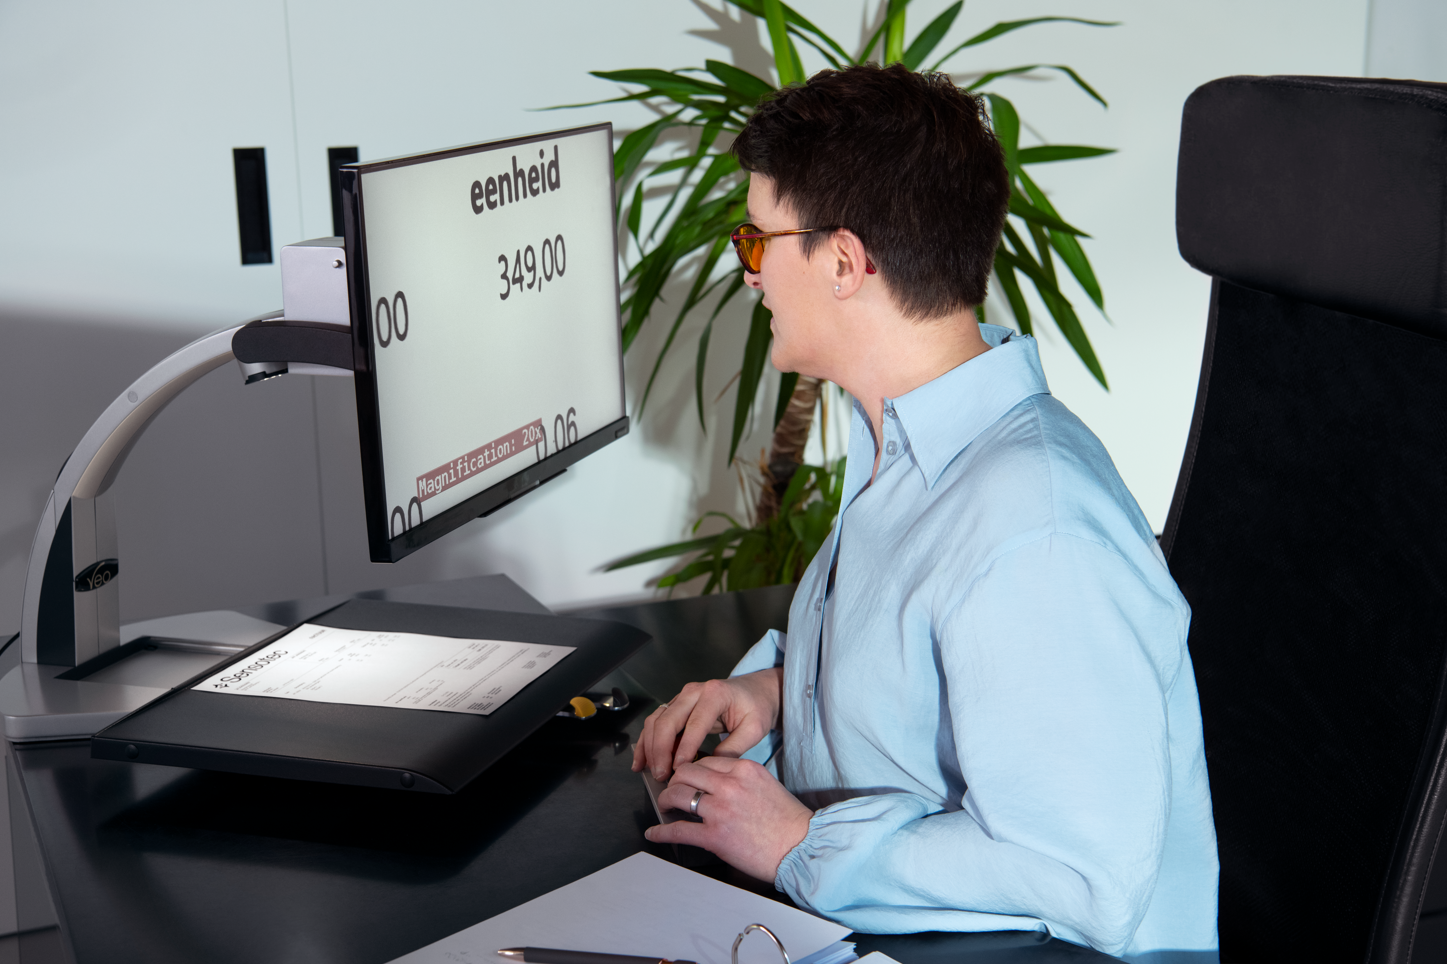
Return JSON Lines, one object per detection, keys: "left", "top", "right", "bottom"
{"left": 339, "top": 124, "right": 628, "bottom": 563}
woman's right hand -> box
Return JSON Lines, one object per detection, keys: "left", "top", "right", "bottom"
{"left": 631, "top": 667, "right": 784, "bottom": 782}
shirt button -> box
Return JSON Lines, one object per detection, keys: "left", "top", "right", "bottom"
{"left": 886, "top": 441, "right": 898, "bottom": 456}
{"left": 887, "top": 407, "right": 899, "bottom": 419}
{"left": 804, "top": 684, "right": 813, "bottom": 699}
{"left": 814, "top": 597, "right": 822, "bottom": 611}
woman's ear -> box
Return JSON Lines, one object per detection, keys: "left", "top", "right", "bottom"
{"left": 829, "top": 229, "right": 872, "bottom": 299}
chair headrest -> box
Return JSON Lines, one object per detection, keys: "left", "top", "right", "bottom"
{"left": 1177, "top": 75, "right": 1447, "bottom": 337}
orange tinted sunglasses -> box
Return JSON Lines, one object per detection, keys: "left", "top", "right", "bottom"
{"left": 729, "top": 222, "right": 877, "bottom": 275}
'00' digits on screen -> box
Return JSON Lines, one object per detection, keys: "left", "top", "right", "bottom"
{"left": 499, "top": 234, "right": 565, "bottom": 301}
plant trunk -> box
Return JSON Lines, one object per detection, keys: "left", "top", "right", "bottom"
{"left": 755, "top": 375, "right": 822, "bottom": 523}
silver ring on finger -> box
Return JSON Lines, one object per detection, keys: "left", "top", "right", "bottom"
{"left": 657, "top": 702, "right": 670, "bottom": 712}
{"left": 689, "top": 788, "right": 706, "bottom": 816}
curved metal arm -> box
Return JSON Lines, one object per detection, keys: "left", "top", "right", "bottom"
{"left": 19, "top": 323, "right": 247, "bottom": 664}
{"left": 17, "top": 291, "right": 361, "bottom": 667}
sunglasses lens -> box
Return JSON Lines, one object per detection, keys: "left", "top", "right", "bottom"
{"left": 732, "top": 223, "right": 764, "bottom": 273}
{"left": 741, "top": 237, "right": 763, "bottom": 272}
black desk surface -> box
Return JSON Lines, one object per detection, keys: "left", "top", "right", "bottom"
{"left": 12, "top": 579, "right": 1117, "bottom": 964}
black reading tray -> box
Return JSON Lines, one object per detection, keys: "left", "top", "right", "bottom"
{"left": 90, "top": 599, "right": 651, "bottom": 793}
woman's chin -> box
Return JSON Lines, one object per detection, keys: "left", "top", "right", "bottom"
{"left": 769, "top": 337, "right": 825, "bottom": 380}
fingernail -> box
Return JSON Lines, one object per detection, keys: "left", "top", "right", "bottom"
{"left": 644, "top": 827, "right": 656, "bottom": 841}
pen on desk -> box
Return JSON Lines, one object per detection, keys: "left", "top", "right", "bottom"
{"left": 498, "top": 948, "right": 697, "bottom": 964}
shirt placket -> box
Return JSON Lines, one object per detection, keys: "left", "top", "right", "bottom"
{"left": 797, "top": 401, "right": 898, "bottom": 750}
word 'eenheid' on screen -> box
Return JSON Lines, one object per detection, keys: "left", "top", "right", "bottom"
{"left": 470, "top": 146, "right": 561, "bottom": 213}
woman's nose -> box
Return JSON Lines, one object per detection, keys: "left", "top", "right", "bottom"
{"left": 745, "top": 272, "right": 763, "bottom": 290}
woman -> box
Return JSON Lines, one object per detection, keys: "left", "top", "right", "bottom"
{"left": 633, "top": 64, "right": 1218, "bottom": 963}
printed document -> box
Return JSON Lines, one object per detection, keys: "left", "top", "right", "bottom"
{"left": 193, "top": 623, "right": 573, "bottom": 716}
{"left": 387, "top": 852, "right": 854, "bottom": 964}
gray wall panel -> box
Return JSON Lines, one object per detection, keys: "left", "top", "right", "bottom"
{"left": 0, "top": 313, "right": 193, "bottom": 636}
{"left": 108, "top": 355, "right": 328, "bottom": 623}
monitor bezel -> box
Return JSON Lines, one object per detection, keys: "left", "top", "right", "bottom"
{"left": 339, "top": 123, "right": 628, "bottom": 563}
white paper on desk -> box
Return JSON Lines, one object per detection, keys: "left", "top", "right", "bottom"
{"left": 387, "top": 852, "right": 853, "bottom": 964}
{"left": 192, "top": 623, "right": 573, "bottom": 716}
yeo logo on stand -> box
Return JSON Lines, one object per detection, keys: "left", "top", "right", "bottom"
{"left": 74, "top": 559, "right": 118, "bottom": 593}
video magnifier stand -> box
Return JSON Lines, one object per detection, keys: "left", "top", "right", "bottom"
{"left": 1, "top": 238, "right": 355, "bottom": 741}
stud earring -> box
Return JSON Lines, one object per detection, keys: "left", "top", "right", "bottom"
{"left": 835, "top": 285, "right": 841, "bottom": 292}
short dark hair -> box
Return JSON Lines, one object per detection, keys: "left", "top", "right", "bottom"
{"left": 731, "top": 64, "right": 1009, "bottom": 320}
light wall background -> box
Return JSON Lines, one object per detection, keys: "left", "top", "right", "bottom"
{"left": 0, "top": 0, "right": 1437, "bottom": 632}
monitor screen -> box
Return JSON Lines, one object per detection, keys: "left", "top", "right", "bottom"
{"left": 340, "top": 124, "right": 627, "bottom": 563}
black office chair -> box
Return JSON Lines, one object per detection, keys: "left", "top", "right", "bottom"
{"left": 1162, "top": 76, "right": 1447, "bottom": 964}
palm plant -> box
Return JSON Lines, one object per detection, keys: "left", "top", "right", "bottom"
{"left": 570, "top": 0, "right": 1117, "bottom": 591}
{"left": 609, "top": 459, "right": 846, "bottom": 593}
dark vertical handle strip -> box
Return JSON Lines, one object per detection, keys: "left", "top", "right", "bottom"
{"left": 338, "top": 166, "right": 390, "bottom": 562}
{"left": 328, "top": 147, "right": 359, "bottom": 237}
{"left": 233, "top": 147, "right": 273, "bottom": 265}
{"left": 37, "top": 501, "right": 75, "bottom": 666}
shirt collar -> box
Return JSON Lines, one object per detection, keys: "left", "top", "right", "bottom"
{"left": 880, "top": 324, "right": 1052, "bottom": 489}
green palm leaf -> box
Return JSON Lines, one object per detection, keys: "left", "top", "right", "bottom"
{"left": 968, "top": 64, "right": 1107, "bottom": 107}
{"left": 1018, "top": 167, "right": 1104, "bottom": 309}
{"left": 539, "top": 90, "right": 657, "bottom": 111}
{"left": 1019, "top": 145, "right": 1116, "bottom": 164}
{"left": 774, "top": 371, "right": 800, "bottom": 428}
{"left": 638, "top": 232, "right": 732, "bottom": 415}
{"left": 884, "top": 0, "right": 909, "bottom": 63}
{"left": 725, "top": 0, "right": 851, "bottom": 65}
{"left": 705, "top": 59, "right": 775, "bottom": 100}
{"left": 605, "top": 530, "right": 743, "bottom": 569}
{"left": 591, "top": 68, "right": 730, "bottom": 100}
{"left": 901, "top": 1, "right": 962, "bottom": 70}
{"left": 612, "top": 111, "right": 681, "bottom": 183}
{"left": 762, "top": 0, "right": 805, "bottom": 85}
{"left": 625, "top": 181, "right": 644, "bottom": 247}
{"left": 696, "top": 271, "right": 749, "bottom": 427}
{"left": 930, "top": 16, "right": 1117, "bottom": 70}
{"left": 859, "top": 0, "right": 913, "bottom": 64}
{"left": 1008, "top": 192, "right": 1089, "bottom": 237}
{"left": 996, "top": 235, "right": 1106, "bottom": 387}
{"left": 731, "top": 298, "right": 775, "bottom": 462}
{"left": 992, "top": 257, "right": 1033, "bottom": 336}
{"left": 986, "top": 93, "right": 1020, "bottom": 174}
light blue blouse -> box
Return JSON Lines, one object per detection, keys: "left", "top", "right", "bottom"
{"left": 730, "top": 326, "right": 1219, "bottom": 962}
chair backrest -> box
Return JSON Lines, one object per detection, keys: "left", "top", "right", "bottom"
{"left": 1164, "top": 75, "right": 1447, "bottom": 964}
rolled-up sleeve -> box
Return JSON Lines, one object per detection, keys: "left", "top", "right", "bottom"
{"left": 775, "top": 533, "right": 1184, "bottom": 955}
{"left": 728, "top": 629, "right": 787, "bottom": 768}
{"left": 730, "top": 628, "right": 787, "bottom": 677}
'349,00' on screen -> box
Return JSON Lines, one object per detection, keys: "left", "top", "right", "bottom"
{"left": 498, "top": 234, "right": 566, "bottom": 300}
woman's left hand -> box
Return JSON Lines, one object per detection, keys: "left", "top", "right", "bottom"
{"left": 645, "top": 756, "right": 813, "bottom": 882}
